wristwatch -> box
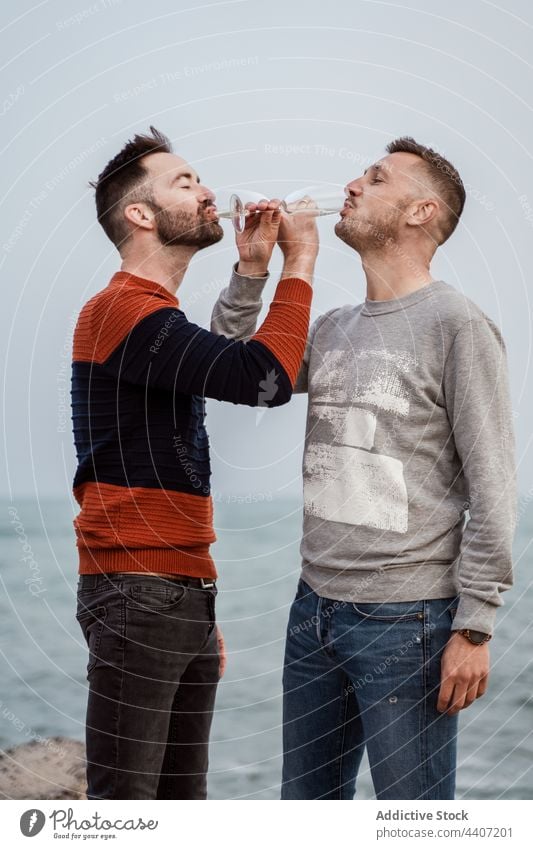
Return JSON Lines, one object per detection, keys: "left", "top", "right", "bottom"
{"left": 457, "top": 628, "right": 492, "bottom": 645}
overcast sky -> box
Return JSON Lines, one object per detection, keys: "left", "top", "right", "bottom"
{"left": 2, "top": 0, "right": 532, "bottom": 504}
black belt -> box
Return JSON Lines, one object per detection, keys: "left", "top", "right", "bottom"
{"left": 103, "top": 573, "right": 216, "bottom": 589}
{"left": 163, "top": 575, "right": 216, "bottom": 589}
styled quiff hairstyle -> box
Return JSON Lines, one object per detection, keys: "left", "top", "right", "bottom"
{"left": 89, "top": 126, "right": 172, "bottom": 249}
{"left": 386, "top": 136, "right": 466, "bottom": 245}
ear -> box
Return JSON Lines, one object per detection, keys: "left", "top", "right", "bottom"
{"left": 406, "top": 197, "right": 439, "bottom": 228}
{"left": 123, "top": 202, "right": 156, "bottom": 232}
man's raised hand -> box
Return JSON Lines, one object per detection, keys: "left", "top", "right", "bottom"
{"left": 277, "top": 197, "right": 319, "bottom": 285}
{"left": 236, "top": 198, "right": 282, "bottom": 277}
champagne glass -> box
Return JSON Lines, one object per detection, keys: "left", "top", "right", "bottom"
{"left": 217, "top": 185, "right": 347, "bottom": 233}
{"left": 216, "top": 190, "right": 265, "bottom": 234}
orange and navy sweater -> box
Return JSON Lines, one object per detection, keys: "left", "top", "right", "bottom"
{"left": 71, "top": 270, "right": 312, "bottom": 578}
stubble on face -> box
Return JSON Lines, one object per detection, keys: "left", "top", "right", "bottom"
{"left": 155, "top": 203, "right": 223, "bottom": 248}
{"left": 335, "top": 200, "right": 409, "bottom": 254}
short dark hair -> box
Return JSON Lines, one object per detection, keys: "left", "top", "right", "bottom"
{"left": 386, "top": 136, "right": 466, "bottom": 245}
{"left": 89, "top": 126, "right": 172, "bottom": 249}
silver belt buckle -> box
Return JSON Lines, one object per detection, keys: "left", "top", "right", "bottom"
{"left": 200, "top": 578, "right": 215, "bottom": 589}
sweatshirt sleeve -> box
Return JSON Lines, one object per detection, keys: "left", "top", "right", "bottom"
{"left": 443, "top": 317, "right": 517, "bottom": 635}
{"left": 210, "top": 263, "right": 269, "bottom": 341}
{"left": 211, "top": 265, "right": 318, "bottom": 394}
{"left": 100, "top": 277, "right": 312, "bottom": 408}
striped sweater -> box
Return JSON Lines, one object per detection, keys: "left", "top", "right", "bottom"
{"left": 71, "top": 268, "right": 312, "bottom": 578}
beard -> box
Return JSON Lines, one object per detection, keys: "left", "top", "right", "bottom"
{"left": 154, "top": 204, "right": 223, "bottom": 248}
{"left": 335, "top": 203, "right": 407, "bottom": 253}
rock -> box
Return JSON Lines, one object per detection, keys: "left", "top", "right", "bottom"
{"left": 0, "top": 737, "right": 87, "bottom": 799}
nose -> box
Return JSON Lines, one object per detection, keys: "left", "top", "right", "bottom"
{"left": 198, "top": 184, "right": 216, "bottom": 205}
{"left": 345, "top": 180, "right": 363, "bottom": 202}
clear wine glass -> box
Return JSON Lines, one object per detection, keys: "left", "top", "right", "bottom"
{"left": 216, "top": 185, "right": 347, "bottom": 233}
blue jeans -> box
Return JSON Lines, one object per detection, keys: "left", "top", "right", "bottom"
{"left": 282, "top": 579, "right": 459, "bottom": 800}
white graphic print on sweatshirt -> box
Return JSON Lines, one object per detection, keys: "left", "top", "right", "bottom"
{"left": 304, "top": 349, "right": 416, "bottom": 533}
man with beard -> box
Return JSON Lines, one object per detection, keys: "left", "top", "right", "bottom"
{"left": 72, "top": 127, "right": 317, "bottom": 799}
{"left": 211, "top": 137, "right": 517, "bottom": 799}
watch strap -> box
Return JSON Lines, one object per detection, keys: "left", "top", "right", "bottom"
{"left": 457, "top": 628, "right": 492, "bottom": 645}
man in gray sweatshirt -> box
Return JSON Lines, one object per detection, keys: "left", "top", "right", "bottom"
{"left": 210, "top": 137, "right": 517, "bottom": 800}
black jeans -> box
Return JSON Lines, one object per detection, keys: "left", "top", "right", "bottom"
{"left": 76, "top": 572, "right": 219, "bottom": 800}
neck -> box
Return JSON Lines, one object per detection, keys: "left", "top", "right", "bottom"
{"left": 360, "top": 245, "right": 434, "bottom": 301}
{"left": 120, "top": 242, "right": 198, "bottom": 296}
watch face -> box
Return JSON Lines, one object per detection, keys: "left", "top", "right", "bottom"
{"left": 469, "top": 630, "right": 489, "bottom": 644}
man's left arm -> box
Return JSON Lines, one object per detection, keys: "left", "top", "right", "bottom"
{"left": 437, "top": 317, "right": 517, "bottom": 715}
{"left": 210, "top": 263, "right": 268, "bottom": 340}
{"left": 210, "top": 199, "right": 276, "bottom": 341}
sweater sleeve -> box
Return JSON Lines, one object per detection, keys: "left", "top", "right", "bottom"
{"left": 443, "top": 318, "right": 517, "bottom": 635}
{"left": 100, "top": 277, "right": 312, "bottom": 408}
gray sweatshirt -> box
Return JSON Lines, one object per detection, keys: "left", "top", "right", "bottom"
{"left": 212, "top": 267, "right": 517, "bottom": 634}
